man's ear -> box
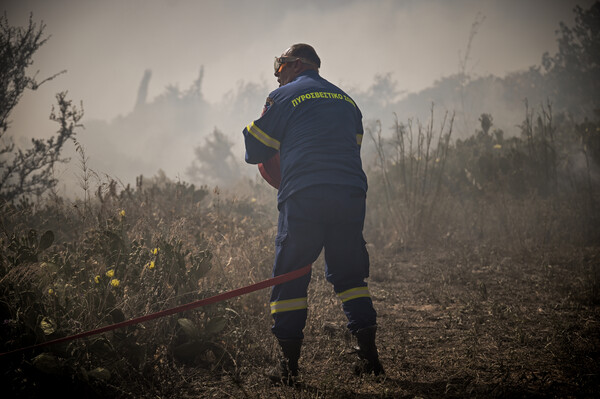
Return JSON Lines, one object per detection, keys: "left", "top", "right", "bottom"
{"left": 292, "top": 59, "right": 303, "bottom": 73}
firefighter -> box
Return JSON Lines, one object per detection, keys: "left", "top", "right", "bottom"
{"left": 242, "top": 43, "right": 383, "bottom": 384}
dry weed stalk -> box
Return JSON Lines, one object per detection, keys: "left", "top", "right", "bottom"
{"left": 368, "top": 104, "right": 454, "bottom": 246}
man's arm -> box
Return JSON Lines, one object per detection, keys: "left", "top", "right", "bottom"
{"left": 242, "top": 95, "right": 284, "bottom": 164}
{"left": 243, "top": 121, "right": 280, "bottom": 164}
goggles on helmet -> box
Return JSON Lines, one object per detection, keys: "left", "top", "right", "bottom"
{"left": 274, "top": 56, "right": 317, "bottom": 74}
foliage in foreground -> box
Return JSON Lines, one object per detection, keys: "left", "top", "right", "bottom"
{"left": 0, "top": 179, "right": 240, "bottom": 397}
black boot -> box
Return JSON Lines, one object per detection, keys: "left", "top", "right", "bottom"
{"left": 353, "top": 326, "right": 385, "bottom": 376}
{"left": 268, "top": 338, "right": 302, "bottom": 385}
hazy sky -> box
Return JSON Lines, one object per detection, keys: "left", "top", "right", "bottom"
{"left": 3, "top": 0, "right": 593, "bottom": 140}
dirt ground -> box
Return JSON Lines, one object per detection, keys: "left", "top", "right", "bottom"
{"left": 179, "top": 245, "right": 600, "bottom": 398}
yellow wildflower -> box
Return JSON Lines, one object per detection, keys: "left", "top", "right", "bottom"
{"left": 119, "top": 209, "right": 126, "bottom": 217}
{"left": 493, "top": 144, "right": 502, "bottom": 149}
{"left": 148, "top": 260, "right": 155, "bottom": 270}
{"left": 106, "top": 269, "right": 115, "bottom": 278}
{"left": 110, "top": 279, "right": 120, "bottom": 287}
{"left": 152, "top": 247, "right": 159, "bottom": 255}
{"left": 251, "top": 197, "right": 257, "bottom": 203}
{"left": 48, "top": 288, "right": 54, "bottom": 294}
{"left": 94, "top": 275, "right": 101, "bottom": 284}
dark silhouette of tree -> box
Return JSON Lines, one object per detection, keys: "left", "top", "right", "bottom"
{"left": 542, "top": 2, "right": 600, "bottom": 118}
{"left": 134, "top": 69, "right": 152, "bottom": 109}
{"left": 0, "top": 14, "right": 81, "bottom": 202}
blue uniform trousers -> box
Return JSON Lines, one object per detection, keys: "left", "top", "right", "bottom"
{"left": 270, "top": 184, "right": 377, "bottom": 340}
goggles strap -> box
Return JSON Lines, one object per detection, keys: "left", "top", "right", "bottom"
{"left": 274, "top": 56, "right": 317, "bottom": 73}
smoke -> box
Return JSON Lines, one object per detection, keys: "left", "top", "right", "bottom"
{"left": 63, "top": 68, "right": 268, "bottom": 191}
{"left": 3, "top": 0, "right": 596, "bottom": 196}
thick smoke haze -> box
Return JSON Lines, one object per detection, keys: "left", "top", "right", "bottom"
{"left": 2, "top": 0, "right": 593, "bottom": 194}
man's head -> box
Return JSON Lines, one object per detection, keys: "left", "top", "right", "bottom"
{"left": 274, "top": 43, "right": 320, "bottom": 87}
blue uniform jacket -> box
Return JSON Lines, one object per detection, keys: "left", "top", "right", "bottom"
{"left": 243, "top": 70, "right": 367, "bottom": 205}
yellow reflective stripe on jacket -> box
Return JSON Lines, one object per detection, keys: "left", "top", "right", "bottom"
{"left": 270, "top": 297, "right": 308, "bottom": 314}
{"left": 247, "top": 122, "right": 281, "bottom": 150}
{"left": 356, "top": 134, "right": 363, "bottom": 146}
{"left": 337, "top": 286, "right": 370, "bottom": 303}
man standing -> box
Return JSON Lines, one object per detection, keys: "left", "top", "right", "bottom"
{"left": 242, "top": 44, "right": 383, "bottom": 383}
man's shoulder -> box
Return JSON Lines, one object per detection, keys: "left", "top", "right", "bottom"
{"left": 268, "top": 72, "right": 358, "bottom": 109}
{"left": 268, "top": 80, "right": 313, "bottom": 104}
{"left": 275, "top": 73, "right": 331, "bottom": 97}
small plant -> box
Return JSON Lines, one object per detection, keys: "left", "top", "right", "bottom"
{"left": 367, "top": 104, "right": 454, "bottom": 247}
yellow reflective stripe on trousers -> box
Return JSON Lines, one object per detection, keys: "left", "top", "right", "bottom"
{"left": 270, "top": 297, "right": 308, "bottom": 314}
{"left": 337, "top": 286, "right": 370, "bottom": 303}
{"left": 247, "top": 122, "right": 281, "bottom": 150}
